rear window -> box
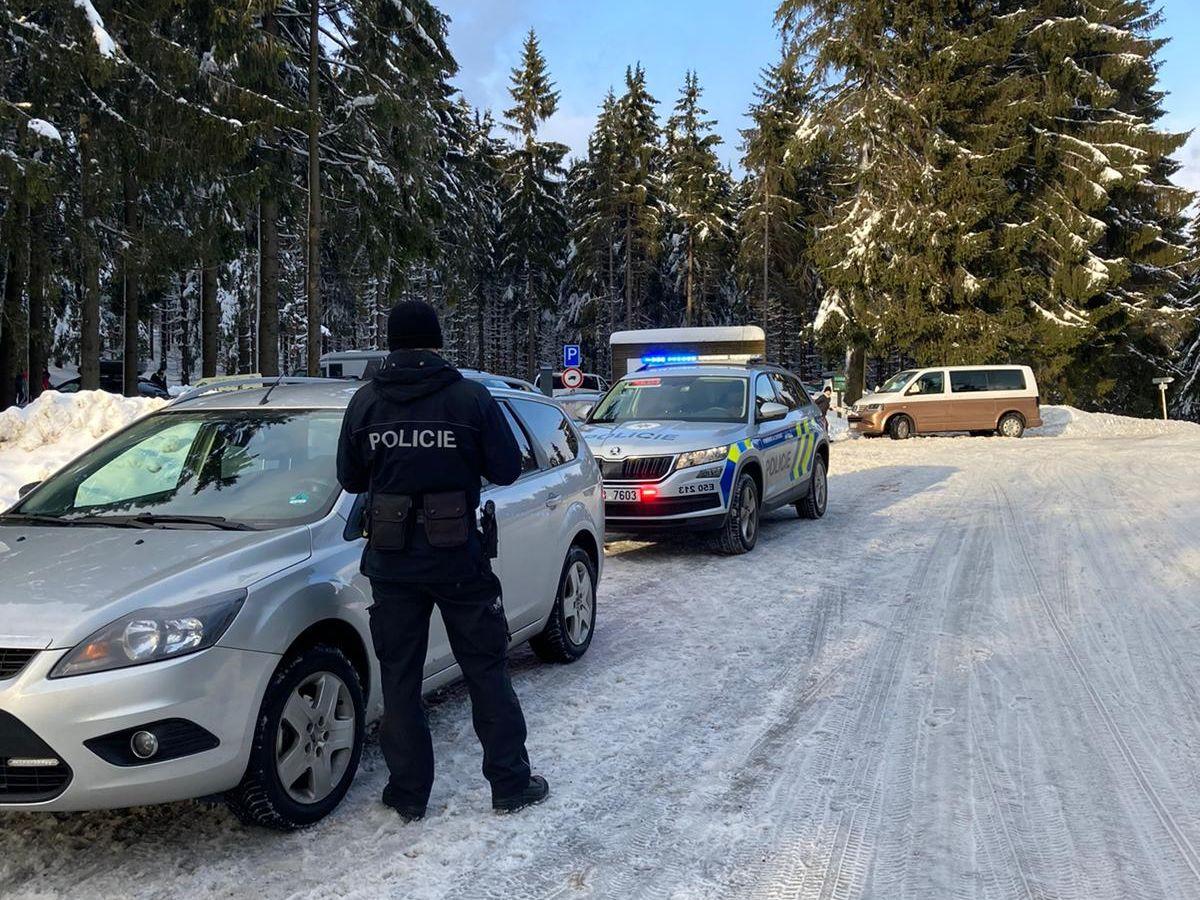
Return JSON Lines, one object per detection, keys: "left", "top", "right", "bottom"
{"left": 950, "top": 369, "right": 1026, "bottom": 392}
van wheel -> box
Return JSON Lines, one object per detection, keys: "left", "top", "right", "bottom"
{"left": 998, "top": 412, "right": 1025, "bottom": 438}
{"left": 714, "top": 471, "right": 759, "bottom": 555}
{"left": 888, "top": 415, "right": 914, "bottom": 440}
{"left": 226, "top": 646, "right": 364, "bottom": 831}
{"left": 531, "top": 545, "right": 597, "bottom": 663}
{"left": 796, "top": 455, "right": 828, "bottom": 520}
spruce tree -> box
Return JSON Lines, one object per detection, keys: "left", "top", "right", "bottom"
{"left": 498, "top": 30, "right": 568, "bottom": 377}
{"left": 613, "top": 64, "right": 663, "bottom": 328}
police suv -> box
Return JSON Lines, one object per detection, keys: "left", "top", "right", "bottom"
{"left": 580, "top": 363, "right": 830, "bottom": 553}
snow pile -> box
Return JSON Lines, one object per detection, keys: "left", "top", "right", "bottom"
{"left": 0, "top": 391, "right": 164, "bottom": 508}
{"left": 1028, "top": 404, "right": 1200, "bottom": 439}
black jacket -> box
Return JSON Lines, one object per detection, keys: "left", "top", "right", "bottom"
{"left": 336, "top": 350, "right": 522, "bottom": 583}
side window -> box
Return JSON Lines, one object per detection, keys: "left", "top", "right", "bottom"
{"left": 769, "top": 373, "right": 803, "bottom": 410}
{"left": 499, "top": 403, "right": 539, "bottom": 474}
{"left": 986, "top": 369, "right": 1026, "bottom": 391}
{"left": 755, "top": 374, "right": 779, "bottom": 410}
{"left": 327, "top": 363, "right": 343, "bottom": 378}
{"left": 907, "top": 371, "right": 945, "bottom": 395}
{"left": 950, "top": 370, "right": 988, "bottom": 393}
{"left": 512, "top": 400, "right": 579, "bottom": 468}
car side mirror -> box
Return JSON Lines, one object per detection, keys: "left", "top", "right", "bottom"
{"left": 18, "top": 481, "right": 40, "bottom": 499}
{"left": 758, "top": 401, "right": 788, "bottom": 422}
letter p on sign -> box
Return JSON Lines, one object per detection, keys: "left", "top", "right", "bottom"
{"left": 563, "top": 344, "right": 581, "bottom": 369}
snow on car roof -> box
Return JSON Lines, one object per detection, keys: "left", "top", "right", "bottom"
{"left": 608, "top": 326, "right": 766, "bottom": 345}
{"left": 169, "top": 377, "right": 545, "bottom": 411}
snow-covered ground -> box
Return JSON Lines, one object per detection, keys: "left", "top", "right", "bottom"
{"left": 2, "top": 403, "right": 1200, "bottom": 899}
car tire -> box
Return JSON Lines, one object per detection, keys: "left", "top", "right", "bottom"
{"left": 887, "top": 414, "right": 914, "bottom": 440}
{"left": 531, "top": 544, "right": 597, "bottom": 663}
{"left": 713, "top": 471, "right": 760, "bottom": 555}
{"left": 226, "top": 645, "right": 365, "bottom": 831}
{"left": 795, "top": 454, "right": 828, "bottom": 520}
{"left": 997, "top": 412, "right": 1025, "bottom": 438}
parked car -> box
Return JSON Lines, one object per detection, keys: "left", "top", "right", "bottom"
{"left": 54, "top": 376, "right": 170, "bottom": 400}
{"left": 848, "top": 364, "right": 1041, "bottom": 439}
{"left": 552, "top": 372, "right": 609, "bottom": 394}
{"left": 0, "top": 377, "right": 602, "bottom": 829}
{"left": 556, "top": 390, "right": 606, "bottom": 423}
{"left": 580, "top": 362, "right": 830, "bottom": 554}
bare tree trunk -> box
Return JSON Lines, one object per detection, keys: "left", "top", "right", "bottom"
{"left": 258, "top": 192, "right": 280, "bottom": 375}
{"left": 624, "top": 213, "right": 634, "bottom": 327}
{"left": 179, "top": 275, "right": 191, "bottom": 385}
{"left": 0, "top": 203, "right": 27, "bottom": 408}
{"left": 761, "top": 191, "right": 770, "bottom": 345}
{"left": 476, "top": 289, "right": 485, "bottom": 371}
{"left": 122, "top": 165, "right": 140, "bottom": 396}
{"left": 845, "top": 343, "right": 866, "bottom": 406}
{"left": 305, "top": 0, "right": 322, "bottom": 376}
{"left": 27, "top": 205, "right": 47, "bottom": 399}
{"left": 685, "top": 231, "right": 694, "bottom": 327}
{"left": 201, "top": 261, "right": 219, "bottom": 378}
{"left": 79, "top": 117, "right": 100, "bottom": 390}
{"left": 526, "top": 268, "right": 536, "bottom": 379}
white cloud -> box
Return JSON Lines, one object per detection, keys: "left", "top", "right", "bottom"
{"left": 1172, "top": 130, "right": 1200, "bottom": 198}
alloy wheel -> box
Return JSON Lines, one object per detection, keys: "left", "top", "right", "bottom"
{"left": 562, "top": 560, "right": 594, "bottom": 646}
{"left": 275, "top": 671, "right": 356, "bottom": 805}
{"left": 740, "top": 483, "right": 759, "bottom": 544}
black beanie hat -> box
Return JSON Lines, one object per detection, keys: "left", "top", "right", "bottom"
{"left": 387, "top": 300, "right": 443, "bottom": 351}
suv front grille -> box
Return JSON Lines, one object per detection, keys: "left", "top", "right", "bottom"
{"left": 0, "top": 648, "right": 37, "bottom": 680}
{"left": 600, "top": 455, "right": 675, "bottom": 482}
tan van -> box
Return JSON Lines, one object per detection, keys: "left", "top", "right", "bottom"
{"left": 848, "top": 365, "right": 1042, "bottom": 439}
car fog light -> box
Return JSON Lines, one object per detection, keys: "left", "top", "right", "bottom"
{"left": 131, "top": 730, "right": 159, "bottom": 760}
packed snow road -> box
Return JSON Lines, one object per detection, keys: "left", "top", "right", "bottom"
{"left": 3, "top": 409, "right": 1200, "bottom": 899}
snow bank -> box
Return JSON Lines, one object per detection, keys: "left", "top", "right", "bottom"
{"left": 1028, "top": 405, "right": 1200, "bottom": 439}
{"left": 0, "top": 391, "right": 164, "bottom": 508}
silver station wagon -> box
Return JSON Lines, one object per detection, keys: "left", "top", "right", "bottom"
{"left": 580, "top": 363, "right": 830, "bottom": 553}
{"left": 0, "top": 377, "right": 602, "bottom": 829}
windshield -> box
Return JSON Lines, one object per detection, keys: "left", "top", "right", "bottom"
{"left": 878, "top": 370, "right": 918, "bottom": 394}
{"left": 588, "top": 375, "right": 748, "bottom": 424}
{"left": 10, "top": 409, "right": 344, "bottom": 529}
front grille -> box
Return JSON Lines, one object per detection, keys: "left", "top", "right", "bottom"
{"left": 600, "top": 455, "right": 675, "bottom": 482}
{"left": 0, "top": 710, "right": 72, "bottom": 802}
{"left": 605, "top": 494, "right": 722, "bottom": 518}
{"left": 0, "top": 648, "right": 37, "bottom": 680}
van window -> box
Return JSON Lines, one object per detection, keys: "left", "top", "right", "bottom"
{"left": 907, "top": 371, "right": 945, "bottom": 395}
{"left": 986, "top": 369, "right": 1026, "bottom": 391}
{"left": 950, "top": 371, "right": 989, "bottom": 393}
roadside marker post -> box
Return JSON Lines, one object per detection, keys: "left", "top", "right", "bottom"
{"left": 1152, "top": 376, "right": 1174, "bottom": 421}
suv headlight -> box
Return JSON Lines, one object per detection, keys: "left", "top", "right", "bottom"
{"left": 856, "top": 403, "right": 883, "bottom": 412}
{"left": 49, "top": 590, "right": 247, "bottom": 678}
{"left": 674, "top": 445, "right": 730, "bottom": 471}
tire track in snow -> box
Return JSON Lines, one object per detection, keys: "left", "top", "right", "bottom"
{"left": 993, "top": 483, "right": 1200, "bottom": 891}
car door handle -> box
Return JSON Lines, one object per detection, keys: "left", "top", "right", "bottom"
{"left": 545, "top": 492, "right": 562, "bottom": 509}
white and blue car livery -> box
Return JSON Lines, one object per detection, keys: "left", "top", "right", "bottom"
{"left": 579, "top": 363, "right": 830, "bottom": 546}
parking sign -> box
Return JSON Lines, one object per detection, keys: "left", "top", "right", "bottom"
{"left": 563, "top": 344, "right": 581, "bottom": 369}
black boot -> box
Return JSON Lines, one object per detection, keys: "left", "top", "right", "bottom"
{"left": 492, "top": 775, "right": 550, "bottom": 814}
{"left": 382, "top": 784, "right": 426, "bottom": 823}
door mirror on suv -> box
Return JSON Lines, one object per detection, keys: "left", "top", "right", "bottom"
{"left": 758, "top": 401, "right": 788, "bottom": 422}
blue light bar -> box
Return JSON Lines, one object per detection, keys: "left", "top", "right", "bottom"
{"left": 641, "top": 353, "right": 699, "bottom": 366}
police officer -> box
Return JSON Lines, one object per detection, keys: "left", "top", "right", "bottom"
{"left": 336, "top": 300, "right": 549, "bottom": 821}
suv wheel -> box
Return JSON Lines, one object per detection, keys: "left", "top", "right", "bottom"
{"left": 998, "top": 412, "right": 1025, "bottom": 438}
{"left": 531, "top": 544, "right": 597, "bottom": 663}
{"left": 226, "top": 645, "right": 364, "bottom": 831}
{"left": 888, "top": 414, "right": 914, "bottom": 440}
{"left": 714, "top": 471, "right": 760, "bottom": 555}
{"left": 795, "top": 454, "right": 828, "bottom": 520}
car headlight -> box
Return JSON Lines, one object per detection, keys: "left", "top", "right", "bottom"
{"left": 49, "top": 590, "right": 247, "bottom": 678}
{"left": 856, "top": 403, "right": 883, "bottom": 412}
{"left": 674, "top": 445, "right": 730, "bottom": 471}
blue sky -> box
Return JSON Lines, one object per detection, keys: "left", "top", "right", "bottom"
{"left": 438, "top": 0, "right": 1200, "bottom": 194}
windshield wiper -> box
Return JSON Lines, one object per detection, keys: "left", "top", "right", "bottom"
{"left": 129, "top": 514, "right": 257, "bottom": 531}
{"left": 0, "top": 513, "right": 152, "bottom": 528}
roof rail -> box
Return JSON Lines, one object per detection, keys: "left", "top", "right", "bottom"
{"left": 170, "top": 375, "right": 333, "bottom": 405}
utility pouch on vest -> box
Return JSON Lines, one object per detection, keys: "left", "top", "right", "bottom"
{"left": 422, "top": 490, "right": 470, "bottom": 548}
{"left": 368, "top": 494, "right": 413, "bottom": 552}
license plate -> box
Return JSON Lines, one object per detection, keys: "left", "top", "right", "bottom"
{"left": 603, "top": 487, "right": 640, "bottom": 502}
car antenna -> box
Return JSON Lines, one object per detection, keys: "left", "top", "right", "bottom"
{"left": 259, "top": 372, "right": 286, "bottom": 406}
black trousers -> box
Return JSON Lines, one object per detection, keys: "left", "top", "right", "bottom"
{"left": 368, "top": 574, "right": 531, "bottom": 807}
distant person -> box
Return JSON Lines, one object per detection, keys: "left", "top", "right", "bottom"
{"left": 814, "top": 386, "right": 832, "bottom": 418}
{"left": 150, "top": 367, "right": 168, "bottom": 392}
{"left": 14, "top": 371, "right": 28, "bottom": 405}
{"left": 41, "top": 369, "right": 52, "bottom": 393}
